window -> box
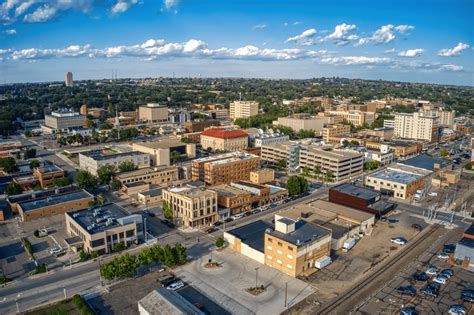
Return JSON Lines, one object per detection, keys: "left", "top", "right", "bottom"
{"left": 288, "top": 246, "right": 293, "bottom": 251}
{"left": 286, "top": 264, "right": 293, "bottom": 269}
{"left": 267, "top": 255, "right": 272, "bottom": 260}
{"left": 287, "top": 254, "right": 293, "bottom": 259}
{"left": 277, "top": 242, "right": 283, "bottom": 247}
{"left": 90, "top": 238, "right": 105, "bottom": 248}
{"left": 267, "top": 245, "right": 273, "bottom": 250}
{"left": 277, "top": 249, "right": 282, "bottom": 255}
{"left": 276, "top": 259, "right": 282, "bottom": 264}
{"left": 126, "top": 230, "right": 134, "bottom": 237}
{"left": 267, "top": 238, "right": 273, "bottom": 243}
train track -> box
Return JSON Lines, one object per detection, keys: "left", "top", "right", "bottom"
{"left": 317, "top": 223, "right": 443, "bottom": 315}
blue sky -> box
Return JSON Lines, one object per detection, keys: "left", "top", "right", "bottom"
{"left": 0, "top": 0, "right": 473, "bottom": 85}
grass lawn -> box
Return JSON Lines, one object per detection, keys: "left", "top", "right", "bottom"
{"left": 24, "top": 298, "right": 83, "bottom": 315}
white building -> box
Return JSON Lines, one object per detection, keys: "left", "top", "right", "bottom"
{"left": 42, "top": 111, "right": 86, "bottom": 134}
{"left": 422, "top": 109, "right": 455, "bottom": 128}
{"left": 273, "top": 115, "right": 325, "bottom": 133}
{"left": 65, "top": 72, "right": 73, "bottom": 87}
{"left": 251, "top": 129, "right": 290, "bottom": 148}
{"left": 363, "top": 147, "right": 395, "bottom": 166}
{"left": 394, "top": 112, "right": 439, "bottom": 142}
{"left": 138, "top": 103, "right": 168, "bottom": 123}
{"left": 79, "top": 150, "right": 151, "bottom": 175}
{"left": 383, "top": 119, "right": 395, "bottom": 128}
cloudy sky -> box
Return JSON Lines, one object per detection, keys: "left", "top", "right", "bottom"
{"left": 0, "top": 0, "right": 473, "bottom": 85}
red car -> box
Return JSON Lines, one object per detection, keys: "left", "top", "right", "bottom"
{"left": 206, "top": 227, "right": 216, "bottom": 233}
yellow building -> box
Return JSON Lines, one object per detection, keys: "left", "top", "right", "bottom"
{"left": 326, "top": 110, "right": 376, "bottom": 127}
{"left": 115, "top": 166, "right": 179, "bottom": 186}
{"left": 132, "top": 138, "right": 196, "bottom": 166}
{"left": 322, "top": 124, "right": 351, "bottom": 142}
{"left": 138, "top": 103, "right": 168, "bottom": 123}
{"left": 229, "top": 101, "right": 259, "bottom": 120}
{"left": 200, "top": 128, "right": 249, "bottom": 152}
{"left": 250, "top": 169, "right": 274, "bottom": 184}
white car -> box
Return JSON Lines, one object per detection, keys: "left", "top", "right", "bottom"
{"left": 428, "top": 192, "right": 438, "bottom": 197}
{"left": 49, "top": 247, "right": 62, "bottom": 255}
{"left": 433, "top": 275, "right": 448, "bottom": 284}
{"left": 448, "top": 305, "right": 467, "bottom": 315}
{"left": 166, "top": 281, "right": 184, "bottom": 291}
{"left": 390, "top": 237, "right": 407, "bottom": 245}
{"left": 426, "top": 266, "right": 439, "bottom": 275}
{"left": 437, "top": 252, "right": 449, "bottom": 259}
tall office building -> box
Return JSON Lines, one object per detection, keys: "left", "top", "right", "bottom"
{"left": 65, "top": 72, "right": 73, "bottom": 87}
{"left": 229, "top": 101, "right": 259, "bottom": 120}
{"left": 394, "top": 112, "right": 440, "bottom": 143}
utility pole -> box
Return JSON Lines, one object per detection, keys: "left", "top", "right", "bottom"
{"left": 284, "top": 282, "right": 288, "bottom": 307}
{"left": 144, "top": 218, "right": 148, "bottom": 242}
{"left": 255, "top": 267, "right": 259, "bottom": 288}
{"left": 63, "top": 287, "right": 67, "bottom": 299}
{"left": 98, "top": 258, "right": 103, "bottom": 286}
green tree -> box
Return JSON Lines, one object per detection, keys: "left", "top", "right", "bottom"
{"left": 6, "top": 182, "right": 23, "bottom": 196}
{"left": 440, "top": 148, "right": 448, "bottom": 157}
{"left": 215, "top": 237, "right": 224, "bottom": 248}
{"left": 138, "top": 248, "right": 153, "bottom": 265}
{"left": 163, "top": 202, "right": 173, "bottom": 221}
{"left": 110, "top": 179, "right": 122, "bottom": 191}
{"left": 314, "top": 165, "right": 322, "bottom": 178}
{"left": 286, "top": 175, "right": 308, "bottom": 196}
{"left": 325, "top": 170, "right": 334, "bottom": 182}
{"left": 173, "top": 243, "right": 187, "bottom": 265}
{"left": 162, "top": 244, "right": 176, "bottom": 267}
{"left": 52, "top": 177, "right": 71, "bottom": 187}
{"left": 278, "top": 159, "right": 286, "bottom": 170}
{"left": 23, "top": 148, "right": 36, "bottom": 159}
{"left": 364, "top": 161, "right": 381, "bottom": 170}
{"left": 85, "top": 119, "right": 95, "bottom": 129}
{"left": 301, "top": 166, "right": 309, "bottom": 176}
{"left": 29, "top": 159, "right": 40, "bottom": 169}
{"left": 170, "top": 151, "right": 181, "bottom": 163}
{"left": 150, "top": 244, "right": 164, "bottom": 263}
{"left": 15, "top": 152, "right": 21, "bottom": 159}
{"left": 75, "top": 170, "right": 98, "bottom": 190}
{"left": 350, "top": 140, "right": 360, "bottom": 146}
{"left": 465, "top": 164, "right": 473, "bottom": 170}
{"left": 118, "top": 161, "right": 137, "bottom": 173}
{"left": 97, "top": 164, "right": 116, "bottom": 184}
{"left": 0, "top": 157, "right": 19, "bottom": 173}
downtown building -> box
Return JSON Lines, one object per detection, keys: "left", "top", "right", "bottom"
{"left": 79, "top": 150, "right": 151, "bottom": 175}
{"left": 138, "top": 103, "right": 168, "bottom": 123}
{"left": 229, "top": 101, "right": 259, "bottom": 120}
{"left": 200, "top": 128, "right": 249, "bottom": 152}
{"left": 42, "top": 111, "right": 86, "bottom": 134}
{"left": 394, "top": 112, "right": 440, "bottom": 143}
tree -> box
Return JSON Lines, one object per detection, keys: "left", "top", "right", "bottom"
{"left": 215, "top": 237, "right": 224, "bottom": 248}
{"left": 138, "top": 248, "right": 153, "bottom": 265}
{"left": 150, "top": 244, "right": 164, "bottom": 263}
{"left": 23, "top": 148, "right": 36, "bottom": 159}
{"left": 314, "top": 165, "right": 322, "bottom": 179}
{"left": 286, "top": 176, "right": 309, "bottom": 196}
{"left": 364, "top": 161, "right": 381, "bottom": 171}
{"left": 85, "top": 119, "right": 95, "bottom": 129}
{"left": 6, "top": 182, "right": 23, "bottom": 196}
{"left": 52, "top": 177, "right": 71, "bottom": 187}
{"left": 97, "top": 164, "right": 116, "bottom": 184}
{"left": 342, "top": 140, "right": 350, "bottom": 147}
{"left": 465, "top": 164, "right": 473, "bottom": 170}
{"left": 0, "top": 157, "right": 19, "bottom": 173}
{"left": 118, "top": 161, "right": 137, "bottom": 173}
{"left": 440, "top": 148, "right": 448, "bottom": 157}
{"left": 15, "top": 152, "right": 21, "bottom": 159}
{"left": 173, "top": 243, "right": 187, "bottom": 265}
{"left": 75, "top": 170, "right": 98, "bottom": 190}
{"left": 301, "top": 166, "right": 309, "bottom": 176}
{"left": 162, "top": 244, "right": 176, "bottom": 267}
{"left": 110, "top": 179, "right": 122, "bottom": 191}
{"left": 29, "top": 160, "right": 40, "bottom": 169}
{"left": 350, "top": 140, "right": 360, "bottom": 146}
{"left": 170, "top": 151, "right": 181, "bottom": 163}
{"left": 163, "top": 202, "right": 173, "bottom": 221}
{"left": 325, "top": 170, "right": 334, "bottom": 182}
{"left": 278, "top": 159, "right": 286, "bottom": 170}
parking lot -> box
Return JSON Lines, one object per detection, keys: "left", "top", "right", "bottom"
{"left": 356, "top": 225, "right": 474, "bottom": 314}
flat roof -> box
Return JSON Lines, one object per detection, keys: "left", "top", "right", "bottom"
{"left": 210, "top": 184, "right": 249, "bottom": 198}
{"left": 465, "top": 224, "right": 474, "bottom": 236}
{"left": 139, "top": 289, "right": 204, "bottom": 315}
{"left": 134, "top": 139, "right": 185, "bottom": 150}
{"left": 80, "top": 150, "right": 146, "bottom": 161}
{"left": 368, "top": 169, "right": 421, "bottom": 184}
{"left": 139, "top": 187, "right": 164, "bottom": 197}
{"left": 398, "top": 155, "right": 447, "bottom": 171}
{"left": 67, "top": 203, "right": 139, "bottom": 234}
{"left": 331, "top": 184, "right": 380, "bottom": 201}
{"left": 193, "top": 151, "right": 257, "bottom": 164}
{"left": 7, "top": 185, "right": 77, "bottom": 203}
{"left": 458, "top": 237, "right": 474, "bottom": 249}
{"left": 19, "top": 190, "right": 93, "bottom": 212}
{"left": 311, "top": 218, "right": 358, "bottom": 239}
{"left": 37, "top": 165, "right": 63, "bottom": 174}
{"left": 267, "top": 220, "right": 331, "bottom": 247}
{"left": 226, "top": 220, "right": 273, "bottom": 253}
{"left": 116, "top": 166, "right": 177, "bottom": 179}
{"left": 232, "top": 181, "right": 266, "bottom": 190}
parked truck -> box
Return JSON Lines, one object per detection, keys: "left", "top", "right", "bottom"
{"left": 342, "top": 238, "right": 356, "bottom": 252}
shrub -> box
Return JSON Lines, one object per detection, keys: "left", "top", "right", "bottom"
{"left": 215, "top": 237, "right": 224, "bottom": 248}
{"left": 72, "top": 294, "right": 94, "bottom": 315}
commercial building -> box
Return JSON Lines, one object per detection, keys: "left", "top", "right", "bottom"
{"left": 326, "top": 110, "right": 376, "bottom": 127}
{"left": 230, "top": 181, "right": 271, "bottom": 207}
{"left": 0, "top": 140, "right": 22, "bottom": 157}
{"left": 454, "top": 225, "right": 474, "bottom": 267}
{"left": 33, "top": 165, "right": 66, "bottom": 189}
{"left": 137, "top": 187, "right": 165, "bottom": 206}
{"left": 115, "top": 166, "right": 179, "bottom": 186}
{"left": 18, "top": 190, "right": 94, "bottom": 222}
{"left": 211, "top": 184, "right": 253, "bottom": 215}
{"left": 168, "top": 110, "right": 191, "bottom": 124}
{"left": 365, "top": 168, "right": 424, "bottom": 199}
{"left": 42, "top": 111, "right": 86, "bottom": 134}
{"left": 7, "top": 185, "right": 77, "bottom": 213}
{"left": 229, "top": 101, "right": 259, "bottom": 120}
{"left": 79, "top": 150, "right": 151, "bottom": 176}
{"left": 132, "top": 139, "right": 196, "bottom": 166}
{"left": 191, "top": 152, "right": 260, "bottom": 185}
{"left": 273, "top": 114, "right": 325, "bottom": 133}
{"left": 383, "top": 119, "right": 395, "bottom": 128}
{"left": 121, "top": 181, "right": 150, "bottom": 196}
{"left": 250, "top": 168, "right": 274, "bottom": 184}
{"left": 363, "top": 148, "right": 395, "bottom": 166}
{"left": 183, "top": 120, "right": 220, "bottom": 133}
{"left": 394, "top": 112, "right": 440, "bottom": 142}
{"left": 422, "top": 109, "right": 455, "bottom": 128}
{"left": 323, "top": 124, "right": 351, "bottom": 142}
{"left": 138, "top": 103, "right": 168, "bottom": 123}
{"left": 200, "top": 128, "right": 249, "bottom": 151}
{"left": 224, "top": 217, "right": 332, "bottom": 277}
{"left": 279, "top": 200, "right": 375, "bottom": 250}
{"left": 251, "top": 130, "right": 290, "bottom": 148}
{"left": 65, "top": 71, "right": 73, "bottom": 87}
{"left": 365, "top": 141, "right": 422, "bottom": 159}
{"left": 65, "top": 203, "right": 144, "bottom": 254}
{"left": 329, "top": 184, "right": 395, "bottom": 216}
{"left": 162, "top": 186, "right": 218, "bottom": 228}
{"left": 138, "top": 289, "right": 205, "bottom": 315}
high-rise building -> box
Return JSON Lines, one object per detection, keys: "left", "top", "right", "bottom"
{"left": 229, "top": 101, "right": 259, "bottom": 120}
{"left": 65, "top": 72, "right": 73, "bottom": 87}
{"left": 394, "top": 112, "right": 440, "bottom": 142}
{"left": 138, "top": 103, "right": 168, "bottom": 123}
{"left": 42, "top": 111, "right": 86, "bottom": 134}
{"left": 326, "top": 110, "right": 376, "bottom": 127}
{"left": 422, "top": 109, "right": 455, "bottom": 128}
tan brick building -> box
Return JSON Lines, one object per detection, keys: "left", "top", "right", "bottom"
{"left": 162, "top": 186, "right": 218, "bottom": 228}
{"left": 191, "top": 152, "right": 260, "bottom": 185}
{"left": 138, "top": 103, "right": 168, "bottom": 123}
{"left": 115, "top": 166, "right": 179, "bottom": 186}
{"left": 132, "top": 139, "right": 196, "bottom": 167}
{"left": 229, "top": 101, "right": 259, "bottom": 120}
{"left": 322, "top": 124, "right": 351, "bottom": 142}
{"left": 250, "top": 169, "right": 274, "bottom": 184}
{"left": 33, "top": 165, "right": 66, "bottom": 189}
{"left": 200, "top": 128, "right": 249, "bottom": 152}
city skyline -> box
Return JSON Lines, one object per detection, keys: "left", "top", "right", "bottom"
{"left": 0, "top": 0, "right": 473, "bottom": 86}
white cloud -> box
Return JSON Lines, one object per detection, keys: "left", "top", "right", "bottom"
{"left": 384, "top": 48, "right": 397, "bottom": 54}
{"left": 357, "top": 24, "right": 415, "bottom": 46}
{"left": 4, "top": 28, "right": 16, "bottom": 35}
{"left": 438, "top": 64, "right": 463, "bottom": 71}
{"left": 319, "top": 56, "right": 393, "bottom": 66}
{"left": 437, "top": 42, "right": 470, "bottom": 57}
{"left": 286, "top": 28, "right": 317, "bottom": 44}
{"left": 164, "top": 0, "right": 180, "bottom": 10}
{"left": 111, "top": 0, "right": 138, "bottom": 14}
{"left": 398, "top": 48, "right": 424, "bottom": 57}
{"left": 293, "top": 21, "right": 301, "bottom": 25}
{"left": 327, "top": 23, "right": 356, "bottom": 40}
{"left": 252, "top": 24, "right": 267, "bottom": 30}
{"left": 24, "top": 5, "right": 57, "bottom": 23}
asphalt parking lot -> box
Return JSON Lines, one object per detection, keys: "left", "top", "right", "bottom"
{"left": 0, "top": 239, "right": 35, "bottom": 279}
{"left": 176, "top": 285, "right": 231, "bottom": 315}
{"left": 355, "top": 226, "right": 474, "bottom": 314}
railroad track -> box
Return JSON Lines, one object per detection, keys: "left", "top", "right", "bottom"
{"left": 317, "top": 223, "right": 443, "bottom": 315}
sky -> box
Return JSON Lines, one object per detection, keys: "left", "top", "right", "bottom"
{"left": 0, "top": 0, "right": 473, "bottom": 86}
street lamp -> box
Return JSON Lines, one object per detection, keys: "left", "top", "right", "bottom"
{"left": 254, "top": 267, "right": 259, "bottom": 288}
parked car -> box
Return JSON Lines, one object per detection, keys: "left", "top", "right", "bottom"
{"left": 397, "top": 286, "right": 417, "bottom": 296}
{"left": 433, "top": 275, "right": 448, "bottom": 284}
{"left": 224, "top": 217, "right": 233, "bottom": 223}
{"left": 400, "top": 307, "right": 419, "bottom": 315}
{"left": 49, "top": 247, "right": 62, "bottom": 255}
{"left": 213, "top": 221, "right": 223, "bottom": 227}
{"left": 161, "top": 219, "right": 175, "bottom": 228}
{"left": 206, "top": 227, "right": 216, "bottom": 233}
{"left": 412, "top": 224, "right": 423, "bottom": 230}
{"left": 412, "top": 272, "right": 429, "bottom": 282}
{"left": 440, "top": 268, "right": 453, "bottom": 278}
{"left": 461, "top": 290, "right": 474, "bottom": 302}
{"left": 437, "top": 252, "right": 449, "bottom": 259}
{"left": 166, "top": 281, "right": 184, "bottom": 291}
{"left": 448, "top": 305, "right": 467, "bottom": 315}
{"left": 143, "top": 210, "right": 155, "bottom": 217}
{"left": 425, "top": 266, "right": 439, "bottom": 275}
{"left": 380, "top": 215, "right": 387, "bottom": 222}
{"left": 391, "top": 237, "right": 407, "bottom": 245}
{"left": 388, "top": 218, "right": 399, "bottom": 224}
{"left": 443, "top": 244, "right": 456, "bottom": 253}
{"left": 427, "top": 192, "right": 438, "bottom": 197}
{"left": 420, "top": 286, "right": 439, "bottom": 298}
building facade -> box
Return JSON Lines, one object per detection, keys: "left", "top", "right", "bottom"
{"left": 326, "top": 110, "right": 376, "bottom": 127}
{"left": 200, "top": 128, "right": 249, "bottom": 151}
{"left": 33, "top": 165, "right": 66, "bottom": 189}
{"left": 115, "top": 166, "right": 179, "bottom": 186}
{"left": 250, "top": 169, "right": 274, "bottom": 184}
{"left": 365, "top": 168, "right": 424, "bottom": 199}
{"left": 229, "top": 101, "right": 259, "bottom": 120}
{"left": 138, "top": 103, "right": 168, "bottom": 123}
{"left": 65, "top": 71, "right": 73, "bottom": 87}
{"left": 43, "top": 111, "right": 86, "bottom": 133}
{"left": 162, "top": 186, "right": 218, "bottom": 228}
{"left": 394, "top": 112, "right": 440, "bottom": 142}
{"left": 323, "top": 124, "right": 351, "bottom": 142}
{"left": 79, "top": 150, "right": 151, "bottom": 175}
{"left": 132, "top": 139, "right": 196, "bottom": 166}
{"left": 273, "top": 114, "right": 325, "bottom": 132}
